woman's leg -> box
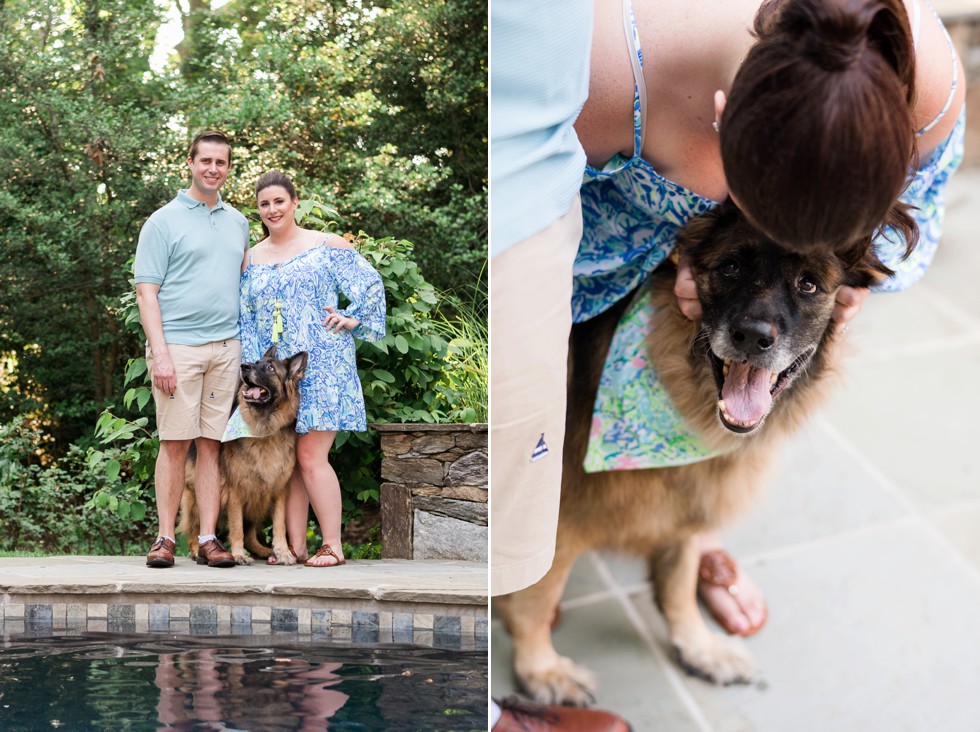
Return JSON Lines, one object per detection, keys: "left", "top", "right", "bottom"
{"left": 284, "top": 467, "right": 311, "bottom": 561}
{"left": 295, "top": 430, "right": 346, "bottom": 566}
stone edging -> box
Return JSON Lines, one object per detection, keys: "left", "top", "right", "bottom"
{"left": 1, "top": 595, "right": 487, "bottom": 651}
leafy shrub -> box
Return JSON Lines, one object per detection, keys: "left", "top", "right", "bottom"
{"left": 0, "top": 417, "right": 152, "bottom": 554}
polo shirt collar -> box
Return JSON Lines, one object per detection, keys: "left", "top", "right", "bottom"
{"left": 176, "top": 189, "right": 227, "bottom": 211}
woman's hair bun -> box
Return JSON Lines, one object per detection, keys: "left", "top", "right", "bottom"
{"left": 757, "top": 0, "right": 913, "bottom": 85}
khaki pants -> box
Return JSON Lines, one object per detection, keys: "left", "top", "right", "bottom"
{"left": 148, "top": 339, "right": 242, "bottom": 441}
{"left": 490, "top": 197, "right": 582, "bottom": 597}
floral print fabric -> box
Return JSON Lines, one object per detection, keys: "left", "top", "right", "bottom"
{"left": 235, "top": 245, "right": 386, "bottom": 435}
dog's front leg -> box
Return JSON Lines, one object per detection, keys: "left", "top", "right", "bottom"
{"left": 650, "top": 536, "right": 753, "bottom": 684}
{"left": 270, "top": 493, "right": 296, "bottom": 565}
{"left": 501, "top": 542, "right": 597, "bottom": 707}
{"left": 225, "top": 493, "right": 252, "bottom": 565}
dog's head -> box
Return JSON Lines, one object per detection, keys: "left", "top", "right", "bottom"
{"left": 678, "top": 200, "right": 880, "bottom": 435}
{"left": 239, "top": 346, "right": 308, "bottom": 408}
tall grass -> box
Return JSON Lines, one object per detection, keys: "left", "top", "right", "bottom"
{"left": 430, "top": 286, "right": 488, "bottom": 423}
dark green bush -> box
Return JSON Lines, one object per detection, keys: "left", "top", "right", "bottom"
{"left": 0, "top": 417, "right": 151, "bottom": 554}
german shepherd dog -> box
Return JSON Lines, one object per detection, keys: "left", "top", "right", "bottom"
{"left": 498, "top": 200, "right": 885, "bottom": 705}
{"left": 179, "top": 346, "right": 308, "bottom": 565}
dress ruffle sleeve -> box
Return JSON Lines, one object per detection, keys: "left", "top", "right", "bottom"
{"left": 325, "top": 247, "right": 387, "bottom": 342}
{"left": 239, "top": 264, "right": 261, "bottom": 363}
{"left": 873, "top": 108, "right": 965, "bottom": 293}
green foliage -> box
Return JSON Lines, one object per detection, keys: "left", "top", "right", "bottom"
{"left": 0, "top": 0, "right": 183, "bottom": 444}
{"left": 87, "top": 406, "right": 157, "bottom": 524}
{"left": 427, "top": 283, "right": 489, "bottom": 424}
{"left": 176, "top": 0, "right": 487, "bottom": 295}
{"left": 0, "top": 417, "right": 152, "bottom": 554}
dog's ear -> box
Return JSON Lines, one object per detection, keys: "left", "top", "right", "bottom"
{"left": 263, "top": 345, "right": 278, "bottom": 360}
{"left": 287, "top": 351, "right": 308, "bottom": 381}
{"left": 675, "top": 198, "right": 738, "bottom": 259}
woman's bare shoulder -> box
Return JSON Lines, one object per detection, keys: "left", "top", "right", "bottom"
{"left": 913, "top": 3, "right": 966, "bottom": 157}
{"left": 319, "top": 232, "right": 355, "bottom": 250}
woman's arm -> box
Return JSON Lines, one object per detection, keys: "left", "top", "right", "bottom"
{"left": 323, "top": 249, "right": 387, "bottom": 342}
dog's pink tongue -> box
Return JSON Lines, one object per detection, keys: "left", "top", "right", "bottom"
{"left": 245, "top": 387, "right": 264, "bottom": 400}
{"left": 721, "top": 361, "right": 773, "bottom": 424}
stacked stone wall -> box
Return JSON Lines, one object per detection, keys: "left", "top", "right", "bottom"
{"left": 376, "top": 423, "right": 488, "bottom": 560}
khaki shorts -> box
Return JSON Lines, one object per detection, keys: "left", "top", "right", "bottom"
{"left": 147, "top": 339, "right": 242, "bottom": 441}
{"left": 490, "top": 196, "right": 582, "bottom": 597}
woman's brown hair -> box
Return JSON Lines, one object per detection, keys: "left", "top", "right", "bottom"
{"left": 721, "top": 0, "right": 918, "bottom": 271}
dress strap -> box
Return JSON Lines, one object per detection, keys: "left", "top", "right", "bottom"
{"left": 910, "top": 0, "right": 921, "bottom": 45}
{"left": 622, "top": 0, "right": 646, "bottom": 156}
{"left": 915, "top": 0, "right": 959, "bottom": 137}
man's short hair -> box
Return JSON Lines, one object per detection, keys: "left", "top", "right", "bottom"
{"left": 188, "top": 130, "right": 233, "bottom": 165}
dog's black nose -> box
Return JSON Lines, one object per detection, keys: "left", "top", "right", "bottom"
{"left": 730, "top": 317, "right": 777, "bottom": 355}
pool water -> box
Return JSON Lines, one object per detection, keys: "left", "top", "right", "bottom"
{"left": 0, "top": 634, "right": 487, "bottom": 730}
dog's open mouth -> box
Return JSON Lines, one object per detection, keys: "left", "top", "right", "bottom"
{"left": 709, "top": 350, "right": 814, "bottom": 433}
{"left": 242, "top": 384, "right": 270, "bottom": 403}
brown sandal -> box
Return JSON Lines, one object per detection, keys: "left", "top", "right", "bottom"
{"left": 305, "top": 544, "right": 346, "bottom": 567}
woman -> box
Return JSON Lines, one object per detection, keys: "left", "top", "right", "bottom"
{"left": 574, "top": 0, "right": 964, "bottom": 635}
{"left": 238, "top": 170, "right": 386, "bottom": 567}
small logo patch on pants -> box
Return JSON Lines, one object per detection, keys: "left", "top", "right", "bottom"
{"left": 530, "top": 433, "right": 549, "bottom": 463}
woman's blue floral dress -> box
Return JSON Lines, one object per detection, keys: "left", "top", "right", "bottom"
{"left": 237, "top": 244, "right": 386, "bottom": 434}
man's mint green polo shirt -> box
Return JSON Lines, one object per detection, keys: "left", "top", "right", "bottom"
{"left": 134, "top": 189, "right": 250, "bottom": 345}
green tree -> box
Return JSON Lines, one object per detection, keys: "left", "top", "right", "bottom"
{"left": 0, "top": 0, "right": 182, "bottom": 443}
{"left": 168, "top": 0, "right": 487, "bottom": 295}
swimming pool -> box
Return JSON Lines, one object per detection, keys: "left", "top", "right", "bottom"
{"left": 0, "top": 633, "right": 487, "bottom": 730}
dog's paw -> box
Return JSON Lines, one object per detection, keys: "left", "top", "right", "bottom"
{"left": 233, "top": 553, "right": 253, "bottom": 566}
{"left": 672, "top": 632, "right": 754, "bottom": 685}
{"left": 271, "top": 545, "right": 298, "bottom": 566}
{"left": 516, "top": 654, "right": 597, "bottom": 707}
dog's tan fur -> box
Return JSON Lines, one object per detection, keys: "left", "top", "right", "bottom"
{"left": 498, "top": 202, "right": 880, "bottom": 705}
{"left": 179, "top": 347, "right": 307, "bottom": 565}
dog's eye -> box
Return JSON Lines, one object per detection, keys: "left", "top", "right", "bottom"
{"left": 719, "top": 260, "right": 739, "bottom": 278}
{"left": 266, "top": 364, "right": 275, "bottom": 371}
{"left": 798, "top": 276, "right": 818, "bottom": 294}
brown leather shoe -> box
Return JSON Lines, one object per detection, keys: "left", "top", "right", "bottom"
{"left": 196, "top": 538, "right": 236, "bottom": 568}
{"left": 146, "top": 537, "right": 176, "bottom": 568}
{"left": 494, "top": 697, "right": 631, "bottom": 732}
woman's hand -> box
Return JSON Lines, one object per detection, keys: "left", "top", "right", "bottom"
{"left": 674, "top": 253, "right": 702, "bottom": 321}
{"left": 832, "top": 285, "right": 869, "bottom": 333}
{"left": 322, "top": 306, "right": 359, "bottom": 333}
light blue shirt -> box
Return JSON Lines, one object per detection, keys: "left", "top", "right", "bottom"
{"left": 489, "top": 0, "right": 592, "bottom": 256}
{"left": 134, "top": 189, "right": 250, "bottom": 345}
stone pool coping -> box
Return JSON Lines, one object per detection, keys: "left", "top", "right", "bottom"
{"left": 0, "top": 556, "right": 487, "bottom": 649}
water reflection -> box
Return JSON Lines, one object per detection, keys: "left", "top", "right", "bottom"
{"left": 154, "top": 648, "right": 349, "bottom": 730}
{"left": 0, "top": 636, "right": 487, "bottom": 730}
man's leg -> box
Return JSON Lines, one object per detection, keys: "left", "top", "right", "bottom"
{"left": 147, "top": 438, "right": 191, "bottom": 568}
{"left": 194, "top": 438, "right": 222, "bottom": 537}
{"left": 490, "top": 196, "right": 581, "bottom": 597}
{"left": 146, "top": 342, "right": 204, "bottom": 568}
{"left": 191, "top": 436, "right": 235, "bottom": 567}
{"left": 193, "top": 340, "right": 241, "bottom": 567}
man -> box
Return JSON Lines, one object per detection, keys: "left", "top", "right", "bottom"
{"left": 490, "top": 1, "right": 630, "bottom": 729}
{"left": 134, "top": 130, "right": 250, "bottom": 569}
